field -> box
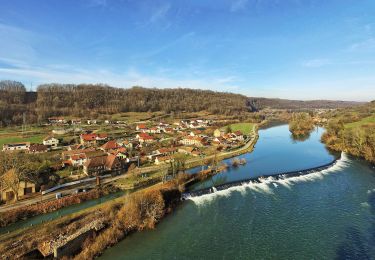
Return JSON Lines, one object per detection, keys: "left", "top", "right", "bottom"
{"left": 345, "top": 115, "right": 375, "bottom": 129}
{"left": 0, "top": 135, "right": 45, "bottom": 149}
{"left": 222, "top": 122, "right": 255, "bottom": 135}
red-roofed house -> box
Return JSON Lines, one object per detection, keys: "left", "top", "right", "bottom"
{"left": 83, "top": 154, "right": 122, "bottom": 176}
{"left": 80, "top": 133, "right": 108, "bottom": 146}
{"left": 100, "top": 140, "right": 120, "bottom": 151}
{"left": 136, "top": 133, "right": 155, "bottom": 143}
{"left": 136, "top": 124, "right": 148, "bottom": 132}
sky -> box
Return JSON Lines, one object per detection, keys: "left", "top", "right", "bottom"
{"left": 0, "top": 0, "right": 374, "bottom": 101}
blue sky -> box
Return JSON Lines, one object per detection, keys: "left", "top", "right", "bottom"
{"left": 0, "top": 0, "right": 374, "bottom": 101}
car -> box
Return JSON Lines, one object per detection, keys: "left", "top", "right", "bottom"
{"left": 55, "top": 192, "right": 62, "bottom": 199}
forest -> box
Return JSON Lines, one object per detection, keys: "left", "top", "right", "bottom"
{"left": 0, "top": 81, "right": 251, "bottom": 126}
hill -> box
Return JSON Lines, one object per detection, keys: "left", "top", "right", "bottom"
{"left": 248, "top": 97, "right": 364, "bottom": 110}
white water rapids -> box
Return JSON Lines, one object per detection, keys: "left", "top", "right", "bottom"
{"left": 189, "top": 152, "right": 350, "bottom": 206}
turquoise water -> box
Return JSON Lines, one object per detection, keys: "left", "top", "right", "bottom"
{"left": 0, "top": 191, "right": 126, "bottom": 235}
{"left": 100, "top": 125, "right": 375, "bottom": 259}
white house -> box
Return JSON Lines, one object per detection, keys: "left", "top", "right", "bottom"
{"left": 43, "top": 136, "right": 59, "bottom": 148}
{"left": 2, "top": 142, "right": 30, "bottom": 152}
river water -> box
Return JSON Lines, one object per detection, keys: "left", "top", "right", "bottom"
{"left": 101, "top": 125, "right": 375, "bottom": 259}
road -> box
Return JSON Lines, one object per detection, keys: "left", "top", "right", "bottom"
{"left": 0, "top": 173, "right": 132, "bottom": 213}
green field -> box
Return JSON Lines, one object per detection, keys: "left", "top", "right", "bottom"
{"left": 0, "top": 135, "right": 45, "bottom": 149}
{"left": 222, "top": 123, "right": 255, "bottom": 135}
{"left": 345, "top": 115, "right": 375, "bottom": 129}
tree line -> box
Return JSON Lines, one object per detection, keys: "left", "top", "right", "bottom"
{"left": 0, "top": 80, "right": 252, "bottom": 126}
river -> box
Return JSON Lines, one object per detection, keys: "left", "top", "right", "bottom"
{"left": 100, "top": 125, "right": 375, "bottom": 259}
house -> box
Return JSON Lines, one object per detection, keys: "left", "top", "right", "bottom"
{"left": 70, "top": 118, "right": 81, "bottom": 125}
{"left": 62, "top": 148, "right": 103, "bottom": 167}
{"left": 178, "top": 147, "right": 201, "bottom": 156}
{"left": 29, "top": 144, "right": 48, "bottom": 153}
{"left": 157, "top": 147, "right": 177, "bottom": 156}
{"left": 147, "top": 147, "right": 177, "bottom": 161}
{"left": 233, "top": 131, "right": 245, "bottom": 141}
{"left": 164, "top": 127, "right": 174, "bottom": 134}
{"left": 43, "top": 136, "right": 59, "bottom": 148}
{"left": 110, "top": 147, "right": 127, "bottom": 159}
{"left": 80, "top": 133, "right": 108, "bottom": 145}
{"left": 148, "top": 127, "right": 161, "bottom": 134}
{"left": 136, "top": 124, "right": 148, "bottom": 132}
{"left": 179, "top": 136, "right": 206, "bottom": 147}
{"left": 83, "top": 154, "right": 122, "bottom": 176}
{"left": 2, "top": 142, "right": 30, "bottom": 152}
{"left": 87, "top": 119, "right": 97, "bottom": 125}
{"left": 122, "top": 140, "right": 133, "bottom": 150}
{"left": 136, "top": 133, "right": 155, "bottom": 143}
{"left": 100, "top": 140, "right": 120, "bottom": 151}
{"left": 1, "top": 180, "right": 35, "bottom": 202}
{"left": 154, "top": 156, "right": 173, "bottom": 165}
{"left": 48, "top": 117, "right": 67, "bottom": 124}
{"left": 214, "top": 129, "right": 225, "bottom": 137}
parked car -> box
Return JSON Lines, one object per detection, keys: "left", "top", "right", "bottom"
{"left": 55, "top": 192, "right": 62, "bottom": 199}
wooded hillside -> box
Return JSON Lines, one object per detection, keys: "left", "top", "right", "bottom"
{"left": 0, "top": 81, "right": 251, "bottom": 125}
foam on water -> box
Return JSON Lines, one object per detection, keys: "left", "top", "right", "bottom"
{"left": 189, "top": 152, "right": 350, "bottom": 206}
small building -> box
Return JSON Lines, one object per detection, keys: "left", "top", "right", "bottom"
{"left": 1, "top": 181, "right": 36, "bottom": 202}
{"left": 43, "top": 136, "right": 59, "bottom": 148}
{"left": 2, "top": 142, "right": 31, "bottom": 152}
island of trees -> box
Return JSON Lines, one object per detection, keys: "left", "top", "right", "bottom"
{"left": 288, "top": 112, "right": 315, "bottom": 136}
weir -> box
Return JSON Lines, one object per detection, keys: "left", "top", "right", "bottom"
{"left": 182, "top": 153, "right": 343, "bottom": 199}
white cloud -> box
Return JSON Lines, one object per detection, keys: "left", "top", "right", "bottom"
{"left": 150, "top": 3, "right": 171, "bottom": 23}
{"left": 230, "top": 0, "right": 249, "bottom": 12}
{"left": 0, "top": 62, "right": 241, "bottom": 92}
{"left": 348, "top": 37, "right": 375, "bottom": 52}
{"left": 302, "top": 59, "right": 331, "bottom": 68}
{"left": 87, "top": 0, "right": 107, "bottom": 7}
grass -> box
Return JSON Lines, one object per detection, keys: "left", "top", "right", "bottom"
{"left": 115, "top": 171, "right": 164, "bottom": 187}
{"left": 0, "top": 135, "right": 45, "bottom": 148}
{"left": 221, "top": 122, "right": 255, "bottom": 135}
{"left": 345, "top": 115, "right": 375, "bottom": 129}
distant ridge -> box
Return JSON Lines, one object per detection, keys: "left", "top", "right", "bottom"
{"left": 248, "top": 97, "right": 364, "bottom": 110}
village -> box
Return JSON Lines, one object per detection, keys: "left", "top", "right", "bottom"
{"left": 0, "top": 115, "right": 255, "bottom": 203}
